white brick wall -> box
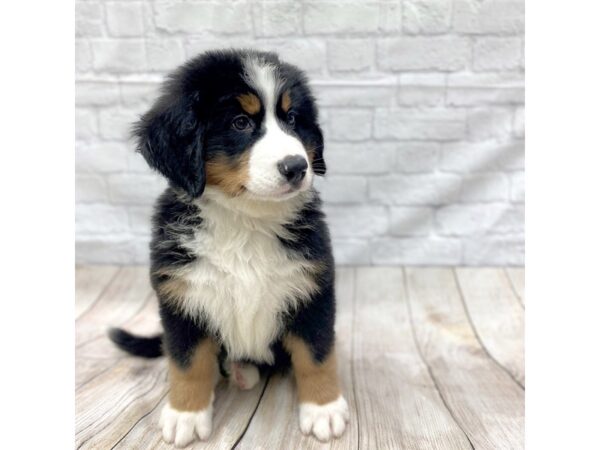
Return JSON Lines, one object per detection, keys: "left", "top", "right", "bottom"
{"left": 75, "top": 0, "right": 524, "bottom": 266}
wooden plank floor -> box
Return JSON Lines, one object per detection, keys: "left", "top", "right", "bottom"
{"left": 75, "top": 266, "right": 525, "bottom": 450}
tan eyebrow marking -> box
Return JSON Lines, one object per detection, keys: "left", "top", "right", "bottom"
{"left": 281, "top": 90, "right": 292, "bottom": 113}
{"left": 237, "top": 93, "right": 261, "bottom": 115}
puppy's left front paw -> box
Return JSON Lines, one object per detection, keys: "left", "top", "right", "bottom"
{"left": 299, "top": 396, "right": 349, "bottom": 442}
{"left": 159, "top": 402, "right": 213, "bottom": 447}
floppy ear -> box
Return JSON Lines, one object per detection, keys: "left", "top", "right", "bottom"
{"left": 311, "top": 123, "right": 326, "bottom": 176}
{"left": 134, "top": 94, "right": 206, "bottom": 198}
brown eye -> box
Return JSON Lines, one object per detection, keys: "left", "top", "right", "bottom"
{"left": 232, "top": 115, "right": 252, "bottom": 131}
{"left": 286, "top": 112, "right": 296, "bottom": 127}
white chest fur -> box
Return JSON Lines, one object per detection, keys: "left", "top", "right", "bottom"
{"left": 176, "top": 189, "right": 318, "bottom": 363}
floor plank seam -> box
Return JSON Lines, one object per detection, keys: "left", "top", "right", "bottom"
{"left": 402, "top": 267, "right": 476, "bottom": 450}
{"left": 349, "top": 267, "right": 361, "bottom": 450}
{"left": 76, "top": 291, "right": 155, "bottom": 350}
{"left": 504, "top": 268, "right": 525, "bottom": 309}
{"left": 231, "top": 373, "right": 271, "bottom": 449}
{"left": 76, "top": 267, "right": 123, "bottom": 322}
{"left": 452, "top": 269, "right": 525, "bottom": 390}
{"left": 76, "top": 357, "right": 125, "bottom": 391}
{"left": 110, "top": 389, "right": 169, "bottom": 450}
{"left": 77, "top": 367, "right": 167, "bottom": 449}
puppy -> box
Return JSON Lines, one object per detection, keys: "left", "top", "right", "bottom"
{"left": 109, "top": 49, "right": 349, "bottom": 447}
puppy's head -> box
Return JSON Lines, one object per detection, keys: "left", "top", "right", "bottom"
{"left": 134, "top": 49, "right": 325, "bottom": 201}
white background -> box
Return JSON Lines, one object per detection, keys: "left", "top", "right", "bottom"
{"left": 75, "top": 0, "right": 525, "bottom": 266}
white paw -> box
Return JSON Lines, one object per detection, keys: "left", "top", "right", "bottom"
{"left": 299, "top": 396, "right": 349, "bottom": 442}
{"left": 230, "top": 362, "right": 260, "bottom": 390}
{"left": 159, "top": 399, "right": 213, "bottom": 447}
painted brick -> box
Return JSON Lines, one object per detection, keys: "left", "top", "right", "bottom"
{"left": 119, "top": 82, "right": 161, "bottom": 108}
{"left": 185, "top": 37, "right": 252, "bottom": 58}
{"left": 108, "top": 173, "right": 167, "bottom": 205}
{"left": 146, "top": 39, "right": 186, "bottom": 72}
{"left": 154, "top": 1, "right": 252, "bottom": 34}
{"left": 304, "top": 2, "right": 380, "bottom": 34}
{"left": 132, "top": 236, "right": 152, "bottom": 264}
{"left": 315, "top": 176, "right": 368, "bottom": 203}
{"left": 467, "top": 107, "right": 513, "bottom": 141}
{"left": 325, "top": 142, "right": 396, "bottom": 175}
{"left": 398, "top": 73, "right": 446, "bottom": 106}
{"left": 372, "top": 237, "right": 461, "bottom": 265}
{"left": 91, "top": 40, "right": 146, "bottom": 73}
{"left": 379, "top": 1, "right": 403, "bottom": 33}
{"left": 510, "top": 171, "right": 525, "bottom": 203}
{"left": 327, "top": 110, "right": 373, "bottom": 141}
{"left": 76, "top": 40, "right": 92, "bottom": 72}
{"left": 436, "top": 203, "right": 521, "bottom": 236}
{"left": 74, "top": 0, "right": 524, "bottom": 266}
{"left": 253, "top": 1, "right": 302, "bottom": 37}
{"left": 106, "top": 2, "right": 145, "bottom": 37}
{"left": 76, "top": 204, "right": 129, "bottom": 234}
{"left": 76, "top": 81, "right": 120, "bottom": 106}
{"left": 378, "top": 37, "right": 470, "bottom": 71}
{"left": 473, "top": 37, "right": 523, "bottom": 72}
{"left": 369, "top": 173, "right": 461, "bottom": 205}
{"left": 396, "top": 142, "right": 439, "bottom": 172}
{"left": 440, "top": 139, "right": 524, "bottom": 172}
{"left": 447, "top": 73, "right": 524, "bottom": 106}
{"left": 75, "top": 109, "right": 98, "bottom": 141}
{"left": 389, "top": 207, "right": 434, "bottom": 236}
{"left": 76, "top": 2, "right": 104, "bottom": 37}
{"left": 460, "top": 173, "right": 509, "bottom": 202}
{"left": 76, "top": 142, "right": 129, "bottom": 173}
{"left": 327, "top": 40, "right": 375, "bottom": 72}
{"left": 315, "top": 85, "right": 394, "bottom": 108}
{"left": 128, "top": 205, "right": 153, "bottom": 234}
{"left": 256, "top": 39, "right": 327, "bottom": 74}
{"left": 453, "top": 0, "right": 525, "bottom": 35}
{"left": 127, "top": 151, "right": 152, "bottom": 173}
{"left": 403, "top": 0, "right": 452, "bottom": 35}
{"left": 324, "top": 205, "right": 388, "bottom": 238}
{"left": 76, "top": 174, "right": 109, "bottom": 203}
{"left": 374, "top": 108, "right": 466, "bottom": 141}
{"left": 514, "top": 107, "right": 525, "bottom": 138}
{"left": 98, "top": 108, "right": 139, "bottom": 141}
{"left": 331, "top": 240, "right": 371, "bottom": 265}
{"left": 463, "top": 235, "right": 524, "bottom": 266}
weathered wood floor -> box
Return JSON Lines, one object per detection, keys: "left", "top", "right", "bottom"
{"left": 75, "top": 266, "right": 525, "bottom": 450}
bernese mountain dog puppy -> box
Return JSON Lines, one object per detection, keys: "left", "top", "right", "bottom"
{"left": 109, "top": 49, "right": 349, "bottom": 446}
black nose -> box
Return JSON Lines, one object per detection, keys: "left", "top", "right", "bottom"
{"left": 277, "top": 155, "right": 308, "bottom": 185}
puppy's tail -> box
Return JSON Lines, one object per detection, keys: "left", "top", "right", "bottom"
{"left": 108, "top": 328, "right": 164, "bottom": 358}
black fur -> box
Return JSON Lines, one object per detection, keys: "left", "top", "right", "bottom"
{"left": 111, "top": 49, "right": 335, "bottom": 374}
{"left": 108, "top": 328, "right": 163, "bottom": 358}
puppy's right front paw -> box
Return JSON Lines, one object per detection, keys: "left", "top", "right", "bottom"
{"left": 159, "top": 402, "right": 213, "bottom": 447}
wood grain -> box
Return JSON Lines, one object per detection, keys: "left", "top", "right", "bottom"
{"left": 455, "top": 268, "right": 525, "bottom": 386}
{"left": 113, "top": 378, "right": 269, "bottom": 450}
{"left": 75, "top": 265, "right": 120, "bottom": 319}
{"left": 505, "top": 268, "right": 525, "bottom": 307}
{"left": 405, "top": 268, "right": 524, "bottom": 450}
{"left": 236, "top": 267, "right": 358, "bottom": 450}
{"left": 76, "top": 266, "right": 153, "bottom": 346}
{"left": 74, "top": 266, "right": 526, "bottom": 449}
{"left": 353, "top": 267, "right": 471, "bottom": 449}
{"left": 76, "top": 293, "right": 160, "bottom": 388}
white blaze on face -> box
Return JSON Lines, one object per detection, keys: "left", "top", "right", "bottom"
{"left": 243, "top": 58, "right": 313, "bottom": 200}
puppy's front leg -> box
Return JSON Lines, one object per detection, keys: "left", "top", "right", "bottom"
{"left": 160, "top": 338, "right": 219, "bottom": 447}
{"left": 284, "top": 335, "right": 349, "bottom": 442}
